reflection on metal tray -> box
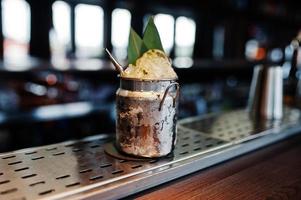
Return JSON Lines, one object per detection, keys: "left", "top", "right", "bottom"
{"left": 179, "top": 108, "right": 301, "bottom": 142}
{"left": 0, "top": 108, "right": 301, "bottom": 200}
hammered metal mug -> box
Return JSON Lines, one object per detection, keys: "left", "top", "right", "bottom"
{"left": 116, "top": 77, "right": 180, "bottom": 158}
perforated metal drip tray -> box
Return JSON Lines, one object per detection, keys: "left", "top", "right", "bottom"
{"left": 1, "top": 108, "right": 301, "bottom": 200}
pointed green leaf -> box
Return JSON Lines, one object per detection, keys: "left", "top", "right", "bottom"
{"left": 128, "top": 28, "right": 145, "bottom": 64}
{"left": 143, "top": 16, "right": 164, "bottom": 52}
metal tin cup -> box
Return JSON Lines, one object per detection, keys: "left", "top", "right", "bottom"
{"left": 116, "top": 77, "right": 180, "bottom": 158}
{"left": 247, "top": 65, "right": 283, "bottom": 119}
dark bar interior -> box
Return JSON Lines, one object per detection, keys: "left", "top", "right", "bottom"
{"left": 0, "top": 0, "right": 301, "bottom": 199}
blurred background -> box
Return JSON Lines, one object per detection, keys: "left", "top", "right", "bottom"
{"left": 0, "top": 0, "right": 300, "bottom": 152}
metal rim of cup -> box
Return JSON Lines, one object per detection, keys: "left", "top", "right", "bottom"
{"left": 119, "top": 76, "right": 179, "bottom": 92}
{"left": 118, "top": 75, "right": 178, "bottom": 82}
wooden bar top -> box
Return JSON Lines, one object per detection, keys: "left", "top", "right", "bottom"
{"left": 133, "top": 134, "right": 301, "bottom": 200}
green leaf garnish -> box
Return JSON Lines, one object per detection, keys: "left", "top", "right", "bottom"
{"left": 128, "top": 28, "right": 144, "bottom": 64}
{"left": 127, "top": 16, "right": 164, "bottom": 64}
{"left": 143, "top": 17, "right": 164, "bottom": 51}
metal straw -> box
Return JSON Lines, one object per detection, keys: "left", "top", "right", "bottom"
{"left": 105, "top": 48, "right": 124, "bottom": 73}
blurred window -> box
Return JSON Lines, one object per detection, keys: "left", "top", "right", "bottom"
{"left": 174, "top": 16, "right": 196, "bottom": 68}
{"left": 175, "top": 16, "right": 196, "bottom": 57}
{"left": 111, "top": 8, "right": 131, "bottom": 61}
{"left": 2, "top": 0, "right": 30, "bottom": 60}
{"left": 75, "top": 4, "right": 103, "bottom": 58}
{"left": 154, "top": 14, "right": 175, "bottom": 55}
{"left": 50, "top": 1, "right": 71, "bottom": 60}
{"left": 213, "top": 25, "right": 225, "bottom": 59}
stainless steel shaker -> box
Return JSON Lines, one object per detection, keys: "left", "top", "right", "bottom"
{"left": 248, "top": 65, "right": 283, "bottom": 119}
{"left": 116, "top": 77, "right": 179, "bottom": 158}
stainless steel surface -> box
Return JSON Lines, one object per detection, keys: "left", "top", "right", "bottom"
{"left": 116, "top": 78, "right": 179, "bottom": 157}
{"left": 248, "top": 65, "right": 283, "bottom": 119}
{"left": 180, "top": 108, "right": 299, "bottom": 142}
{"left": 248, "top": 65, "right": 263, "bottom": 114}
{"left": 0, "top": 108, "right": 301, "bottom": 200}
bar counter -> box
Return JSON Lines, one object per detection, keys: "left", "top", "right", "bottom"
{"left": 0, "top": 108, "right": 300, "bottom": 200}
{"left": 134, "top": 134, "right": 301, "bottom": 200}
